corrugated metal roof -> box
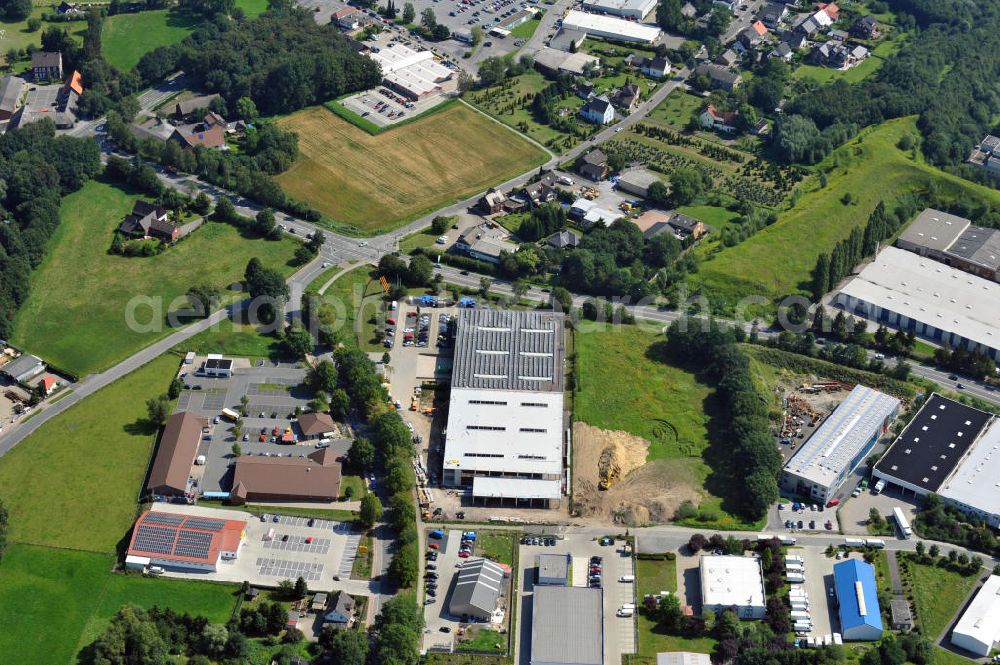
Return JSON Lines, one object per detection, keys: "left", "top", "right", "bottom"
{"left": 834, "top": 559, "right": 882, "bottom": 633}
{"left": 531, "top": 586, "right": 603, "bottom": 665}
{"left": 449, "top": 558, "right": 504, "bottom": 617}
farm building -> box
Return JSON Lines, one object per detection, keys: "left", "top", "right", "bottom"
{"left": 450, "top": 558, "right": 506, "bottom": 619}
{"left": 230, "top": 447, "right": 342, "bottom": 504}
{"left": 833, "top": 559, "right": 882, "bottom": 641}
{"left": 699, "top": 555, "right": 766, "bottom": 619}
{"left": 0, "top": 75, "right": 25, "bottom": 120}
{"left": 367, "top": 44, "right": 453, "bottom": 100}
{"left": 834, "top": 246, "right": 1000, "bottom": 361}
{"left": 781, "top": 385, "right": 900, "bottom": 503}
{"left": 561, "top": 10, "right": 661, "bottom": 43}
{"left": 147, "top": 411, "right": 208, "bottom": 498}
{"left": 616, "top": 168, "right": 662, "bottom": 198}
{"left": 297, "top": 412, "right": 337, "bottom": 439}
{"left": 125, "top": 510, "right": 246, "bottom": 573}
{"left": 442, "top": 310, "right": 566, "bottom": 503}
{"left": 950, "top": 574, "right": 1000, "bottom": 656}
{"left": 537, "top": 553, "right": 570, "bottom": 585}
{"left": 531, "top": 586, "right": 604, "bottom": 665}
{"left": 1, "top": 353, "right": 45, "bottom": 384}
{"left": 581, "top": 0, "right": 657, "bottom": 19}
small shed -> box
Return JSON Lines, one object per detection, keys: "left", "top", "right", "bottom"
{"left": 890, "top": 599, "right": 912, "bottom": 631}
{"left": 537, "top": 553, "right": 571, "bottom": 586}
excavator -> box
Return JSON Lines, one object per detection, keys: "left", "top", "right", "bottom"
{"left": 598, "top": 447, "right": 620, "bottom": 491}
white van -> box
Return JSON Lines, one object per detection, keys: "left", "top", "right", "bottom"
{"left": 619, "top": 575, "right": 635, "bottom": 583}
{"left": 616, "top": 608, "right": 634, "bottom": 617}
{"left": 148, "top": 566, "right": 165, "bottom": 575}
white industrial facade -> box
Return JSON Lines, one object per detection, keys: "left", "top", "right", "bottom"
{"left": 937, "top": 419, "right": 1000, "bottom": 529}
{"left": 368, "top": 44, "right": 453, "bottom": 99}
{"left": 581, "top": 0, "right": 657, "bottom": 19}
{"left": 950, "top": 574, "right": 1000, "bottom": 656}
{"left": 699, "top": 555, "right": 766, "bottom": 619}
{"left": 834, "top": 246, "right": 1000, "bottom": 362}
{"left": 443, "top": 310, "right": 566, "bottom": 502}
{"left": 562, "top": 10, "right": 662, "bottom": 43}
{"left": 781, "top": 385, "right": 900, "bottom": 503}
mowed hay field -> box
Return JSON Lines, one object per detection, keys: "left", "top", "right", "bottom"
{"left": 275, "top": 103, "right": 548, "bottom": 232}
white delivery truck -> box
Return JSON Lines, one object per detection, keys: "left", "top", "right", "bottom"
{"left": 785, "top": 554, "right": 804, "bottom": 563}
{"left": 844, "top": 537, "right": 866, "bottom": 548}
{"left": 892, "top": 506, "right": 913, "bottom": 539}
{"left": 865, "top": 539, "right": 886, "bottom": 549}
{"left": 616, "top": 607, "right": 634, "bottom": 617}
{"left": 148, "top": 566, "right": 165, "bottom": 575}
{"left": 790, "top": 611, "right": 811, "bottom": 622}
{"left": 780, "top": 536, "right": 797, "bottom": 546}
{"left": 787, "top": 573, "right": 806, "bottom": 583}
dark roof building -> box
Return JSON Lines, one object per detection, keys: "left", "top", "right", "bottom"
{"left": 450, "top": 558, "right": 505, "bottom": 619}
{"left": 31, "top": 51, "right": 62, "bottom": 80}
{"left": 175, "top": 94, "right": 222, "bottom": 118}
{"left": 118, "top": 201, "right": 179, "bottom": 242}
{"left": 850, "top": 14, "right": 879, "bottom": 38}
{"left": 578, "top": 149, "right": 608, "bottom": 181}
{"left": 0, "top": 75, "right": 26, "bottom": 120}
{"left": 693, "top": 63, "right": 743, "bottom": 90}
{"left": 148, "top": 412, "right": 208, "bottom": 497}
{"left": 297, "top": 412, "right": 337, "bottom": 439}
{"left": 873, "top": 394, "right": 993, "bottom": 496}
{"left": 890, "top": 599, "right": 913, "bottom": 630}
{"left": 230, "top": 447, "right": 342, "bottom": 504}
{"left": 547, "top": 230, "right": 579, "bottom": 249}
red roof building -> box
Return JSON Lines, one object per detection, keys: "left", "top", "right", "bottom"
{"left": 125, "top": 511, "right": 246, "bottom": 572}
{"left": 817, "top": 2, "right": 839, "bottom": 19}
{"left": 750, "top": 20, "right": 768, "bottom": 36}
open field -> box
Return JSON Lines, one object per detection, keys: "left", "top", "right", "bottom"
{"left": 476, "top": 532, "right": 515, "bottom": 565}
{"left": 102, "top": 9, "right": 199, "bottom": 71}
{"left": 0, "top": 354, "right": 179, "bottom": 553}
{"left": 574, "top": 324, "right": 762, "bottom": 529}
{"left": 905, "top": 557, "right": 979, "bottom": 638}
{"left": 688, "top": 116, "right": 1000, "bottom": 313}
{"left": 235, "top": 0, "right": 269, "bottom": 16}
{"left": 400, "top": 228, "right": 441, "bottom": 253}
{"left": 275, "top": 103, "right": 547, "bottom": 234}
{"left": 637, "top": 557, "right": 677, "bottom": 597}
{"left": 509, "top": 17, "right": 540, "bottom": 39}
{"left": 178, "top": 321, "right": 288, "bottom": 361}
{"left": 648, "top": 89, "right": 703, "bottom": 127}
{"left": 10, "top": 180, "right": 299, "bottom": 375}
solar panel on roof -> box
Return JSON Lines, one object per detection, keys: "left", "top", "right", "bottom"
{"left": 183, "top": 516, "right": 227, "bottom": 532}
{"left": 174, "top": 530, "right": 213, "bottom": 558}
{"left": 133, "top": 524, "right": 176, "bottom": 555}
{"left": 142, "top": 512, "right": 185, "bottom": 526}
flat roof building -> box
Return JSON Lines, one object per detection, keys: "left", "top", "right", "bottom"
{"left": 1, "top": 353, "right": 45, "bottom": 384}
{"left": 443, "top": 309, "right": 566, "bottom": 503}
{"left": 896, "top": 208, "right": 1000, "bottom": 282}
{"left": 450, "top": 558, "right": 505, "bottom": 620}
{"left": 699, "top": 555, "right": 766, "bottom": 619}
{"left": 896, "top": 208, "right": 970, "bottom": 257}
{"left": 950, "top": 575, "right": 1000, "bottom": 656}
{"left": 781, "top": 385, "right": 900, "bottom": 503}
{"left": 536, "top": 553, "right": 570, "bottom": 585}
{"left": 562, "top": 10, "right": 661, "bottom": 43}
{"left": 368, "top": 44, "right": 452, "bottom": 100}
{"left": 533, "top": 47, "right": 601, "bottom": 76}
{"left": 230, "top": 447, "right": 342, "bottom": 504}
{"left": 530, "top": 586, "right": 604, "bottom": 665}
{"left": 202, "top": 354, "right": 234, "bottom": 377}
{"left": 834, "top": 246, "right": 1000, "bottom": 362}
{"left": 581, "top": 0, "right": 657, "bottom": 19}
{"left": 656, "top": 654, "right": 712, "bottom": 665}
{"left": 616, "top": 168, "right": 663, "bottom": 198}
{"left": 125, "top": 510, "right": 246, "bottom": 573}
{"left": 833, "top": 559, "right": 882, "bottom": 641}
{"left": 873, "top": 394, "right": 993, "bottom": 496}
{"left": 936, "top": 417, "right": 1000, "bottom": 528}
{"left": 148, "top": 411, "right": 208, "bottom": 498}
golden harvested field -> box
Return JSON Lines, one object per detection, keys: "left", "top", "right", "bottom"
{"left": 275, "top": 103, "right": 547, "bottom": 233}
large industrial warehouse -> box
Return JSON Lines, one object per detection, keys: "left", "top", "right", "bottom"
{"left": 147, "top": 411, "right": 208, "bottom": 499}
{"left": 530, "top": 585, "right": 604, "bottom": 665}
{"left": 125, "top": 510, "right": 246, "bottom": 573}
{"left": 442, "top": 309, "right": 566, "bottom": 504}
{"left": 896, "top": 208, "right": 1000, "bottom": 282}
{"left": 581, "top": 0, "right": 657, "bottom": 19}
{"left": 699, "top": 555, "right": 766, "bottom": 619}
{"left": 368, "top": 44, "right": 453, "bottom": 99}
{"left": 561, "top": 10, "right": 662, "bottom": 43}
{"left": 950, "top": 574, "right": 1000, "bottom": 656}
{"left": 834, "top": 246, "right": 1000, "bottom": 362}
{"left": 781, "top": 385, "right": 900, "bottom": 503}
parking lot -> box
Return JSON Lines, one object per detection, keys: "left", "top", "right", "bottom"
{"left": 775, "top": 501, "right": 837, "bottom": 535}
{"left": 836, "top": 485, "right": 918, "bottom": 537}
{"left": 793, "top": 546, "right": 839, "bottom": 638}
{"left": 339, "top": 78, "right": 458, "bottom": 128}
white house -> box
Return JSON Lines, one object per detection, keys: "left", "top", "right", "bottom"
{"left": 639, "top": 55, "right": 671, "bottom": 79}
{"left": 699, "top": 105, "right": 739, "bottom": 133}
{"left": 580, "top": 95, "right": 614, "bottom": 124}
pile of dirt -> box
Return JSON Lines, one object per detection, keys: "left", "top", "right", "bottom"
{"left": 572, "top": 422, "right": 700, "bottom": 527}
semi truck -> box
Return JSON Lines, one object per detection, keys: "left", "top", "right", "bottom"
{"left": 865, "top": 539, "right": 886, "bottom": 549}
{"left": 892, "top": 507, "right": 913, "bottom": 539}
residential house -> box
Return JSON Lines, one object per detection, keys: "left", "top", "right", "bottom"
{"left": 752, "top": 118, "right": 770, "bottom": 135}
{"left": 770, "top": 42, "right": 794, "bottom": 60}
{"left": 738, "top": 20, "right": 769, "bottom": 49}
{"left": 56, "top": 1, "right": 82, "bottom": 15}
{"left": 699, "top": 104, "right": 739, "bottom": 133}
{"left": 296, "top": 412, "right": 337, "bottom": 440}
{"left": 547, "top": 230, "right": 579, "bottom": 249}
{"left": 477, "top": 187, "right": 507, "bottom": 214}
{"left": 667, "top": 212, "right": 705, "bottom": 239}
{"left": 31, "top": 52, "right": 62, "bottom": 81}
{"left": 760, "top": 2, "right": 788, "bottom": 28}
{"left": 522, "top": 179, "right": 559, "bottom": 207}
{"left": 828, "top": 27, "right": 849, "bottom": 40}
{"left": 322, "top": 591, "right": 355, "bottom": 626}
{"left": 170, "top": 112, "right": 227, "bottom": 150}
{"left": 850, "top": 14, "right": 879, "bottom": 39}
{"left": 118, "top": 201, "right": 180, "bottom": 243}
{"left": 795, "top": 7, "right": 832, "bottom": 36}
{"left": 816, "top": 2, "right": 839, "bottom": 19}
{"left": 579, "top": 94, "right": 614, "bottom": 125}
{"left": 611, "top": 83, "right": 640, "bottom": 113}
{"left": 638, "top": 55, "right": 671, "bottom": 79}
{"left": 576, "top": 81, "right": 596, "bottom": 99}
{"left": 714, "top": 49, "right": 740, "bottom": 68}
{"left": 578, "top": 149, "right": 609, "bottom": 181}
{"left": 454, "top": 223, "right": 518, "bottom": 263}
{"left": 632, "top": 210, "right": 705, "bottom": 240}
{"left": 36, "top": 375, "right": 58, "bottom": 396}
{"left": 811, "top": 41, "right": 868, "bottom": 68}
{"left": 680, "top": 1, "right": 697, "bottom": 17}
{"left": 781, "top": 30, "right": 808, "bottom": 49}
{"left": 0, "top": 75, "right": 25, "bottom": 121}
{"left": 694, "top": 63, "right": 743, "bottom": 90}
{"left": 333, "top": 6, "right": 361, "bottom": 29}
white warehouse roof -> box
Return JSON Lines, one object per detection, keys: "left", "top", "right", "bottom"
{"left": 562, "top": 10, "right": 662, "bottom": 43}
{"left": 837, "top": 246, "right": 1000, "bottom": 359}
{"left": 938, "top": 419, "right": 1000, "bottom": 527}
{"left": 368, "top": 44, "right": 452, "bottom": 97}
{"left": 951, "top": 575, "right": 1000, "bottom": 657}
{"left": 699, "top": 555, "right": 766, "bottom": 618}
{"left": 473, "top": 477, "right": 562, "bottom": 499}
{"left": 582, "top": 0, "right": 657, "bottom": 17}
{"left": 783, "top": 385, "right": 900, "bottom": 489}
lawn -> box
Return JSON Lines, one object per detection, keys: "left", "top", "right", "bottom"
{"left": 0, "top": 544, "right": 238, "bottom": 665}
{"left": 676, "top": 205, "right": 739, "bottom": 233}
{"left": 636, "top": 613, "right": 716, "bottom": 659}
{"left": 793, "top": 37, "right": 905, "bottom": 85}
{"left": 10, "top": 179, "right": 300, "bottom": 375}
{"left": 340, "top": 473, "right": 368, "bottom": 500}
{"left": 905, "top": 557, "right": 979, "bottom": 638}
{"left": 0, "top": 354, "right": 180, "bottom": 553}
{"left": 456, "top": 627, "right": 507, "bottom": 653}
{"left": 308, "top": 264, "right": 396, "bottom": 352}
{"left": 636, "top": 558, "right": 677, "bottom": 599}
{"left": 574, "top": 324, "right": 762, "bottom": 529}
{"left": 400, "top": 228, "right": 442, "bottom": 254}
{"left": 648, "top": 89, "right": 704, "bottom": 127}
{"left": 275, "top": 102, "right": 547, "bottom": 234}
{"left": 235, "top": 0, "right": 269, "bottom": 17}
{"left": 509, "top": 17, "right": 541, "bottom": 39}
{"left": 178, "top": 321, "right": 289, "bottom": 361}
{"left": 102, "top": 9, "right": 200, "bottom": 71}
{"left": 688, "top": 116, "right": 1000, "bottom": 314}
{"left": 200, "top": 501, "right": 358, "bottom": 522}
{"left": 476, "top": 532, "right": 515, "bottom": 565}
{"left": 2, "top": 9, "right": 86, "bottom": 68}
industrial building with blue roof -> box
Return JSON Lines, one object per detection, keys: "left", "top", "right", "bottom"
{"left": 833, "top": 558, "right": 883, "bottom": 641}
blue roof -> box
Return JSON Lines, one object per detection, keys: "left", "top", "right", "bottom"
{"left": 833, "top": 559, "right": 882, "bottom": 633}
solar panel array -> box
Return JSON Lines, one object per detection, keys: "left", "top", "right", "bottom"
{"left": 132, "top": 512, "right": 235, "bottom": 562}
{"left": 133, "top": 524, "right": 176, "bottom": 555}
{"left": 175, "top": 530, "right": 213, "bottom": 560}
{"left": 142, "top": 512, "right": 185, "bottom": 527}
{"left": 183, "top": 516, "right": 227, "bottom": 532}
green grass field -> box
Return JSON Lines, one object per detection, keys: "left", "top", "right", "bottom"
{"left": 102, "top": 9, "right": 199, "bottom": 71}
{"left": 0, "top": 544, "right": 238, "bottom": 665}
{"left": 309, "top": 265, "right": 387, "bottom": 352}
{"left": 1, "top": 9, "right": 86, "bottom": 67}
{"left": 509, "top": 17, "right": 540, "bottom": 39}
{"left": 179, "top": 321, "right": 288, "bottom": 361}
{"left": 634, "top": 557, "right": 712, "bottom": 659}
{"left": 637, "top": 558, "right": 677, "bottom": 597}
{"left": 688, "top": 116, "right": 1000, "bottom": 313}
{"left": 276, "top": 102, "right": 547, "bottom": 234}
{"left": 456, "top": 627, "right": 507, "bottom": 652}
{"left": 476, "top": 532, "right": 515, "bottom": 565}
{"left": 400, "top": 228, "right": 442, "bottom": 254}
{"left": 0, "top": 354, "right": 180, "bottom": 553}
{"left": 10, "top": 180, "right": 300, "bottom": 375}
{"left": 648, "top": 89, "right": 703, "bottom": 127}
{"left": 793, "top": 37, "right": 904, "bottom": 84}
{"left": 575, "top": 324, "right": 762, "bottom": 529}
{"left": 906, "top": 558, "right": 979, "bottom": 638}
{"left": 235, "top": 0, "right": 269, "bottom": 17}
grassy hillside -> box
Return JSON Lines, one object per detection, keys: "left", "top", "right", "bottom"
{"left": 102, "top": 9, "right": 199, "bottom": 71}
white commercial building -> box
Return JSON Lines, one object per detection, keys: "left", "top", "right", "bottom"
{"left": 950, "top": 574, "right": 1000, "bottom": 656}
{"left": 443, "top": 309, "right": 566, "bottom": 504}
{"left": 834, "top": 246, "right": 1000, "bottom": 362}
{"left": 581, "top": 0, "right": 657, "bottom": 20}
{"left": 781, "top": 385, "right": 900, "bottom": 503}
{"left": 699, "top": 555, "right": 766, "bottom": 619}
{"left": 368, "top": 44, "right": 453, "bottom": 99}
{"left": 937, "top": 419, "right": 1000, "bottom": 529}
{"left": 562, "top": 10, "right": 661, "bottom": 43}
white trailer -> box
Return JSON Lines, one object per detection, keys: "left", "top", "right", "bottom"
{"left": 791, "top": 610, "right": 811, "bottom": 621}
{"left": 787, "top": 573, "right": 806, "bottom": 583}
{"left": 892, "top": 506, "right": 912, "bottom": 539}
{"left": 780, "top": 536, "right": 797, "bottom": 545}
{"left": 785, "top": 555, "right": 804, "bottom": 563}
{"left": 844, "top": 537, "right": 866, "bottom": 547}
{"left": 865, "top": 538, "right": 886, "bottom": 549}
